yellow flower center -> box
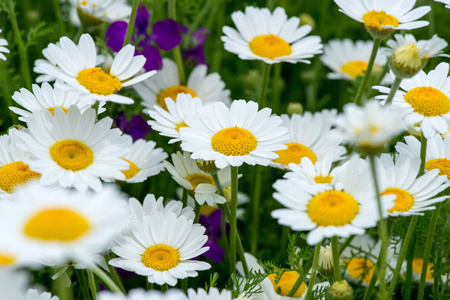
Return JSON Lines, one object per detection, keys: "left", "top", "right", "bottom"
{"left": 0, "top": 161, "right": 41, "bottom": 193}
{"left": 314, "top": 175, "right": 333, "bottom": 184}
{"left": 157, "top": 86, "right": 199, "bottom": 110}
{"left": 200, "top": 205, "right": 218, "bottom": 216}
{"left": 425, "top": 158, "right": 450, "bottom": 180}
{"left": 273, "top": 143, "right": 317, "bottom": 166}
{"left": 50, "top": 140, "right": 94, "bottom": 171}
{"left": 185, "top": 173, "right": 214, "bottom": 191}
{"left": 341, "top": 61, "right": 369, "bottom": 78}
{"left": 0, "top": 253, "right": 16, "bottom": 266}
{"left": 268, "top": 270, "right": 306, "bottom": 298}
{"left": 211, "top": 126, "right": 257, "bottom": 156}
{"left": 307, "top": 190, "right": 360, "bottom": 226}
{"left": 47, "top": 107, "right": 69, "bottom": 115}
{"left": 362, "top": 10, "right": 399, "bottom": 32}
{"left": 344, "top": 257, "right": 375, "bottom": 284}
{"left": 412, "top": 258, "right": 434, "bottom": 281}
{"left": 121, "top": 158, "right": 140, "bottom": 179}
{"left": 249, "top": 34, "right": 292, "bottom": 60}
{"left": 403, "top": 86, "right": 450, "bottom": 117}
{"left": 175, "top": 121, "right": 188, "bottom": 132}
{"left": 141, "top": 244, "right": 180, "bottom": 271}
{"left": 381, "top": 187, "right": 414, "bottom": 213}
{"left": 77, "top": 67, "right": 122, "bottom": 96}
{"left": 23, "top": 208, "right": 90, "bottom": 242}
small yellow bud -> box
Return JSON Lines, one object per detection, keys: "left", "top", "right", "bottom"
{"left": 287, "top": 102, "right": 303, "bottom": 116}
{"left": 299, "top": 13, "right": 316, "bottom": 31}
{"left": 328, "top": 280, "right": 353, "bottom": 300}
{"left": 390, "top": 43, "right": 422, "bottom": 79}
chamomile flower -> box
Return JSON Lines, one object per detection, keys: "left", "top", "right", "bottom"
{"left": 0, "top": 183, "right": 127, "bottom": 266}
{"left": 179, "top": 100, "right": 290, "bottom": 169}
{"left": 10, "top": 82, "right": 91, "bottom": 122}
{"left": 98, "top": 289, "right": 187, "bottom": 300}
{"left": 0, "top": 28, "right": 9, "bottom": 61}
{"left": 334, "top": 0, "right": 430, "bottom": 38}
{"left": 187, "top": 288, "right": 232, "bottom": 300}
{"left": 373, "top": 153, "right": 448, "bottom": 217}
{"left": 115, "top": 139, "right": 167, "bottom": 183}
{"left": 321, "top": 39, "right": 387, "bottom": 80}
{"left": 148, "top": 93, "right": 203, "bottom": 144}
{"left": 375, "top": 62, "right": 450, "bottom": 139}
{"left": 334, "top": 100, "right": 405, "bottom": 153}
{"left": 222, "top": 6, "right": 322, "bottom": 64}
{"left": 272, "top": 157, "right": 395, "bottom": 245}
{"left": 135, "top": 58, "right": 230, "bottom": 111}
{"left": 271, "top": 111, "right": 345, "bottom": 170}
{"left": 283, "top": 154, "right": 338, "bottom": 185}
{"left": 384, "top": 34, "right": 449, "bottom": 61}
{"left": 110, "top": 212, "right": 211, "bottom": 286}
{"left": 16, "top": 106, "right": 131, "bottom": 192}
{"left": 72, "top": 0, "right": 131, "bottom": 24}
{"left": 165, "top": 152, "right": 230, "bottom": 206}
{"left": 396, "top": 134, "right": 450, "bottom": 181}
{"left": 34, "top": 33, "right": 155, "bottom": 104}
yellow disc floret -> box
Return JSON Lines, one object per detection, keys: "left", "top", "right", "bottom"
{"left": 47, "top": 107, "right": 69, "bottom": 115}
{"left": 403, "top": 87, "right": 450, "bottom": 117}
{"left": 23, "top": 208, "right": 90, "bottom": 242}
{"left": 273, "top": 143, "right": 317, "bottom": 166}
{"left": 307, "top": 190, "right": 360, "bottom": 226}
{"left": 157, "top": 86, "right": 199, "bottom": 110}
{"left": 249, "top": 34, "right": 292, "bottom": 60}
{"left": 268, "top": 270, "right": 306, "bottom": 298}
{"left": 412, "top": 258, "right": 434, "bottom": 281}
{"left": 341, "top": 61, "right": 369, "bottom": 79}
{"left": 344, "top": 257, "right": 375, "bottom": 284}
{"left": 425, "top": 158, "right": 450, "bottom": 180}
{"left": 211, "top": 126, "right": 257, "bottom": 156}
{"left": 77, "top": 67, "right": 122, "bottom": 96}
{"left": 141, "top": 244, "right": 180, "bottom": 271}
{"left": 121, "top": 158, "right": 140, "bottom": 179}
{"left": 0, "top": 161, "right": 41, "bottom": 193}
{"left": 0, "top": 253, "right": 16, "bottom": 266}
{"left": 185, "top": 173, "right": 214, "bottom": 191}
{"left": 381, "top": 187, "right": 414, "bottom": 213}
{"left": 362, "top": 10, "right": 399, "bottom": 32}
{"left": 314, "top": 175, "right": 333, "bottom": 184}
{"left": 175, "top": 121, "right": 188, "bottom": 132}
{"left": 50, "top": 140, "right": 94, "bottom": 171}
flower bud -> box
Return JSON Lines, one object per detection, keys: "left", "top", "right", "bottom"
{"left": 299, "top": 13, "right": 316, "bottom": 31}
{"left": 390, "top": 43, "right": 422, "bottom": 79}
{"left": 287, "top": 102, "right": 303, "bottom": 116}
{"left": 195, "top": 159, "right": 219, "bottom": 175}
{"left": 327, "top": 280, "right": 353, "bottom": 300}
{"left": 318, "top": 245, "right": 334, "bottom": 279}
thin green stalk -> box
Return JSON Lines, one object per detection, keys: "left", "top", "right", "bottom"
{"left": 161, "top": 284, "right": 168, "bottom": 292}
{"left": 287, "top": 271, "right": 306, "bottom": 298}
{"left": 6, "top": 0, "right": 32, "bottom": 90}
{"left": 87, "top": 270, "right": 98, "bottom": 300}
{"left": 104, "top": 253, "right": 126, "bottom": 294}
{"left": 354, "top": 39, "right": 382, "bottom": 105}
{"left": 250, "top": 165, "right": 262, "bottom": 255}
{"left": 404, "top": 233, "right": 416, "bottom": 300}
{"left": 194, "top": 201, "right": 201, "bottom": 223}
{"left": 417, "top": 202, "right": 442, "bottom": 300}
{"left": 52, "top": 0, "right": 66, "bottom": 36}
{"left": 181, "top": 278, "right": 188, "bottom": 293}
{"left": 384, "top": 76, "right": 402, "bottom": 105}
{"left": 168, "top": 0, "right": 186, "bottom": 85}
{"left": 229, "top": 166, "right": 239, "bottom": 282}
{"left": 55, "top": 268, "right": 74, "bottom": 300}
{"left": 419, "top": 137, "right": 428, "bottom": 176}
{"left": 90, "top": 264, "right": 124, "bottom": 295}
{"left": 74, "top": 269, "right": 91, "bottom": 300}
{"left": 272, "top": 63, "right": 282, "bottom": 114}
{"left": 0, "top": 63, "right": 18, "bottom": 124}
{"left": 331, "top": 237, "right": 342, "bottom": 282}
{"left": 259, "top": 63, "right": 272, "bottom": 108}
{"left": 339, "top": 235, "right": 355, "bottom": 255}
{"left": 181, "top": 188, "right": 188, "bottom": 207}
{"left": 304, "top": 243, "right": 322, "bottom": 300}
{"left": 123, "top": 0, "right": 140, "bottom": 46}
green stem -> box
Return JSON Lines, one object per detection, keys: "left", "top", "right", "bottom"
{"left": 161, "top": 284, "right": 168, "bottom": 292}
{"left": 229, "top": 166, "right": 239, "bottom": 282}
{"left": 339, "top": 235, "right": 355, "bottom": 255}
{"left": 417, "top": 202, "right": 442, "bottom": 300}
{"left": 419, "top": 137, "right": 428, "bottom": 176}
{"left": 354, "top": 39, "right": 382, "bottom": 105}
{"left": 123, "top": 0, "right": 140, "bottom": 46}
{"left": 304, "top": 243, "right": 322, "bottom": 300}
{"left": 404, "top": 233, "right": 416, "bottom": 300}
{"left": 250, "top": 165, "right": 262, "bottom": 255}
{"left": 272, "top": 63, "right": 282, "bottom": 114}
{"left": 0, "top": 63, "right": 18, "bottom": 124}
{"left": 74, "top": 269, "right": 91, "bottom": 300}
{"left": 194, "top": 201, "right": 201, "bottom": 223}
{"left": 181, "top": 188, "right": 188, "bottom": 207}
{"left": 384, "top": 76, "right": 402, "bottom": 105}
{"left": 331, "top": 237, "right": 342, "bottom": 282}
{"left": 168, "top": 0, "right": 186, "bottom": 85}
{"left": 104, "top": 253, "right": 126, "bottom": 294}
{"left": 259, "top": 63, "right": 272, "bottom": 108}
{"left": 90, "top": 264, "right": 124, "bottom": 295}
{"left": 55, "top": 268, "right": 74, "bottom": 300}
{"left": 181, "top": 278, "right": 188, "bottom": 293}
{"left": 52, "top": 0, "right": 66, "bottom": 36}
{"left": 6, "top": 0, "right": 32, "bottom": 90}
{"left": 87, "top": 270, "right": 98, "bottom": 300}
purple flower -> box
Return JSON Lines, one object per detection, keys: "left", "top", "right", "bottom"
{"left": 183, "top": 27, "right": 209, "bottom": 67}
{"left": 152, "top": 19, "right": 188, "bottom": 51}
{"left": 135, "top": 4, "right": 150, "bottom": 34}
{"left": 113, "top": 111, "right": 152, "bottom": 141}
{"left": 106, "top": 21, "right": 127, "bottom": 52}
{"left": 199, "top": 209, "right": 228, "bottom": 263}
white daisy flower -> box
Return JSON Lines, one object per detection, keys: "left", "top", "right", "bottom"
{"left": 16, "top": 106, "right": 131, "bottom": 192}
{"left": 222, "top": 6, "right": 322, "bottom": 64}
{"left": 396, "top": 134, "right": 450, "bottom": 181}
{"left": 187, "top": 288, "right": 232, "bottom": 300}
{"left": 383, "top": 34, "right": 449, "bottom": 61}
{"left": 373, "top": 153, "right": 448, "bottom": 217}
{"left": 271, "top": 111, "right": 345, "bottom": 170}
{"left": 436, "top": 0, "right": 450, "bottom": 9}
{"left": 70, "top": 0, "right": 131, "bottom": 25}
{"left": 135, "top": 58, "right": 230, "bottom": 111}
{"left": 0, "top": 28, "right": 9, "bottom": 61}
{"left": 321, "top": 39, "right": 387, "bottom": 80}
{"left": 165, "top": 152, "right": 230, "bottom": 206}
{"left": 25, "top": 289, "right": 59, "bottom": 300}
{"left": 98, "top": 288, "right": 187, "bottom": 300}
{"left": 375, "top": 62, "right": 450, "bottom": 138}
{"left": 117, "top": 139, "right": 167, "bottom": 183}
{"left": 10, "top": 82, "right": 92, "bottom": 121}
{"left": 334, "top": 0, "right": 430, "bottom": 35}
{"left": 272, "top": 157, "right": 395, "bottom": 245}
{"left": 148, "top": 93, "right": 203, "bottom": 144}
{"left": 334, "top": 100, "right": 405, "bottom": 153}
{"left": 0, "top": 183, "right": 127, "bottom": 267}
{"left": 34, "top": 33, "right": 155, "bottom": 104}
{"left": 0, "top": 129, "right": 41, "bottom": 195}
{"left": 110, "top": 212, "right": 211, "bottom": 286}
{"left": 283, "top": 154, "right": 340, "bottom": 185}
{"left": 179, "top": 100, "right": 290, "bottom": 169}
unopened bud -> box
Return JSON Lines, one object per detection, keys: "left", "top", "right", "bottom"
{"left": 318, "top": 245, "right": 334, "bottom": 279}
{"left": 390, "top": 43, "right": 422, "bottom": 79}
{"left": 328, "top": 280, "right": 353, "bottom": 300}
{"left": 299, "top": 13, "right": 316, "bottom": 31}
{"left": 195, "top": 159, "right": 219, "bottom": 175}
{"left": 287, "top": 102, "right": 303, "bottom": 116}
